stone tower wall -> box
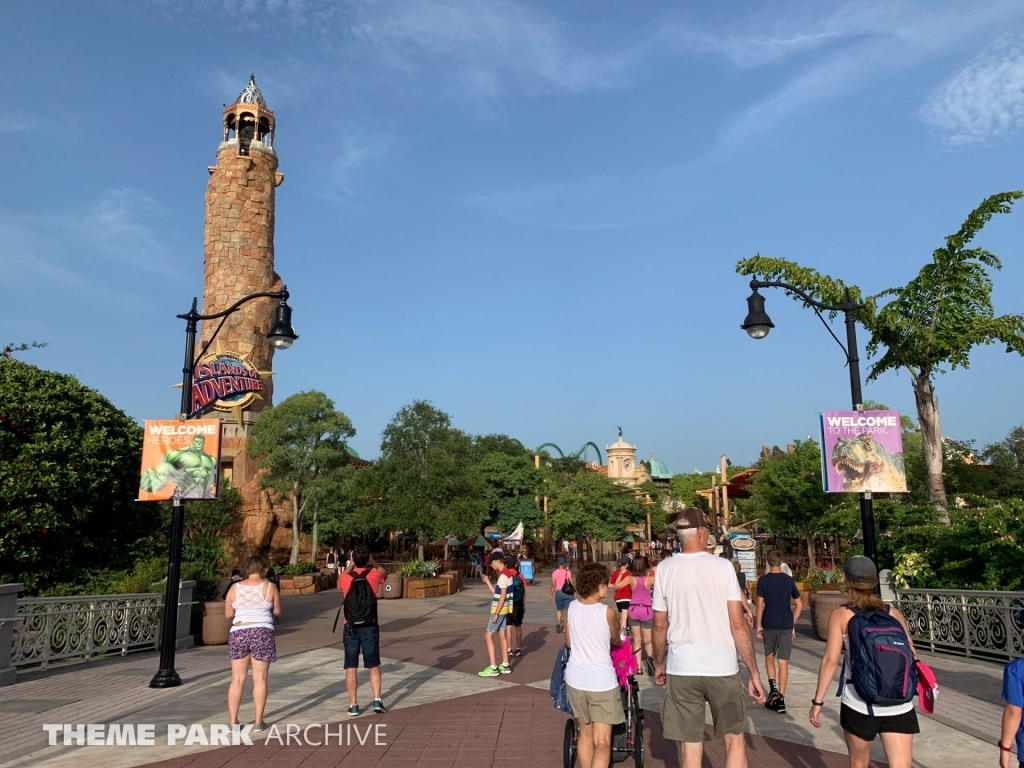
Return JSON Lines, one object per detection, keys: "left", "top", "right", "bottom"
{"left": 200, "top": 142, "right": 283, "bottom": 408}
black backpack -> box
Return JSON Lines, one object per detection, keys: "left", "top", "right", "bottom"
{"left": 343, "top": 569, "right": 378, "bottom": 627}
{"left": 510, "top": 573, "right": 525, "bottom": 604}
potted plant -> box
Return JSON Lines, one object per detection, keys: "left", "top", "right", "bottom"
{"left": 810, "top": 566, "right": 848, "bottom": 640}
{"left": 400, "top": 559, "right": 452, "bottom": 598}
{"left": 793, "top": 568, "right": 813, "bottom": 606}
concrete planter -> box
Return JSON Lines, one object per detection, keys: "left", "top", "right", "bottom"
{"left": 403, "top": 577, "right": 453, "bottom": 599}
{"left": 201, "top": 601, "right": 232, "bottom": 646}
{"left": 810, "top": 592, "right": 849, "bottom": 641}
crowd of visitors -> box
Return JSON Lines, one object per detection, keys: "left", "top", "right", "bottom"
{"left": 216, "top": 512, "right": 952, "bottom": 768}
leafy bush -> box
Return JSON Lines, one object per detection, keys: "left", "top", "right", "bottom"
{"left": 875, "top": 497, "right": 1024, "bottom": 591}
{"left": 0, "top": 360, "right": 159, "bottom": 594}
{"left": 808, "top": 566, "right": 845, "bottom": 590}
{"left": 398, "top": 560, "right": 438, "bottom": 578}
{"left": 280, "top": 562, "right": 317, "bottom": 575}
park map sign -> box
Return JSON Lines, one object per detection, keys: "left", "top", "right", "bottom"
{"left": 138, "top": 420, "right": 222, "bottom": 501}
{"left": 817, "top": 410, "right": 908, "bottom": 494}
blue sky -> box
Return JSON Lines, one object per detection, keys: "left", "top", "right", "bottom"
{"left": 4, "top": 1, "right": 1024, "bottom": 472}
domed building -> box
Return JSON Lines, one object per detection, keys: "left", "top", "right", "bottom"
{"left": 642, "top": 450, "right": 672, "bottom": 489}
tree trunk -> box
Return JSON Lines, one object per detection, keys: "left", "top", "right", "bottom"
{"left": 806, "top": 529, "right": 815, "bottom": 569}
{"left": 417, "top": 536, "right": 425, "bottom": 562}
{"left": 290, "top": 486, "right": 302, "bottom": 566}
{"left": 311, "top": 503, "right": 319, "bottom": 570}
{"left": 913, "top": 373, "right": 950, "bottom": 524}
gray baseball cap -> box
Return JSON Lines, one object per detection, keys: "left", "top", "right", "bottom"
{"left": 843, "top": 556, "right": 878, "bottom": 588}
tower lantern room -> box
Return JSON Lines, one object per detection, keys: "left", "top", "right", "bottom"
{"left": 223, "top": 75, "right": 275, "bottom": 156}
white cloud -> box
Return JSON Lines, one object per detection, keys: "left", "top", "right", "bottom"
{"left": 328, "top": 133, "right": 388, "bottom": 198}
{"left": 0, "top": 115, "right": 37, "bottom": 134}
{"left": 920, "top": 38, "right": 1024, "bottom": 146}
{"left": 85, "top": 189, "right": 178, "bottom": 275}
{"left": 676, "top": 1, "right": 1024, "bottom": 151}
{"left": 0, "top": 189, "right": 178, "bottom": 297}
{"left": 347, "top": 0, "right": 635, "bottom": 98}
{"left": 162, "top": 0, "right": 639, "bottom": 102}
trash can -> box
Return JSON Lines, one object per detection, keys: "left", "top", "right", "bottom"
{"left": 383, "top": 572, "right": 403, "bottom": 599}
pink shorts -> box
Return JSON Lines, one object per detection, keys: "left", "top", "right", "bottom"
{"left": 228, "top": 626, "right": 277, "bottom": 662}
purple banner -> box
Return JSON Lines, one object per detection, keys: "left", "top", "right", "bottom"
{"left": 818, "top": 410, "right": 908, "bottom": 493}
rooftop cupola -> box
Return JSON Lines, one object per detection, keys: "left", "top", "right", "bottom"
{"left": 222, "top": 75, "right": 275, "bottom": 156}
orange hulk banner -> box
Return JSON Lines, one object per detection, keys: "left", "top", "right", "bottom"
{"left": 138, "top": 420, "right": 222, "bottom": 501}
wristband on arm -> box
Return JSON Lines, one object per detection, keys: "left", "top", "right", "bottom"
{"left": 999, "top": 743, "right": 1012, "bottom": 753}
{"left": 811, "top": 700, "right": 824, "bottom": 707}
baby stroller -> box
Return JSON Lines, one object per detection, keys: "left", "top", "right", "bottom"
{"left": 562, "top": 645, "right": 644, "bottom": 768}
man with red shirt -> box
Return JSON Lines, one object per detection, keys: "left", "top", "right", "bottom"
{"left": 611, "top": 555, "right": 632, "bottom": 634}
{"left": 337, "top": 544, "right": 386, "bottom": 717}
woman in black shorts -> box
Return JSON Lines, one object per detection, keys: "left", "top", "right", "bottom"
{"left": 808, "top": 556, "right": 918, "bottom": 768}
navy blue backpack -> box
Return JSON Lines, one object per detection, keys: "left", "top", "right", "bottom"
{"left": 839, "top": 606, "right": 917, "bottom": 713}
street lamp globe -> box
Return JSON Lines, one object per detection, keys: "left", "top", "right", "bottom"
{"left": 741, "top": 288, "right": 774, "bottom": 340}
{"left": 267, "top": 298, "right": 299, "bottom": 350}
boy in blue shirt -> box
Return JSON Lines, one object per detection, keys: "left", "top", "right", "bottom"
{"left": 1000, "top": 609, "right": 1024, "bottom": 768}
{"left": 756, "top": 548, "right": 803, "bottom": 714}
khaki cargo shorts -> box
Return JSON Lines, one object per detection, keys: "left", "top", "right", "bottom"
{"left": 566, "top": 684, "right": 625, "bottom": 725}
{"left": 662, "top": 673, "right": 744, "bottom": 743}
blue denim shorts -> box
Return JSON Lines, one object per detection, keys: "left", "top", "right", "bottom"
{"left": 555, "top": 591, "right": 574, "bottom": 611}
{"left": 343, "top": 623, "right": 381, "bottom": 669}
{"left": 487, "top": 613, "right": 508, "bottom": 633}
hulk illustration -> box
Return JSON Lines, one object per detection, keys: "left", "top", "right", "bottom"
{"left": 140, "top": 435, "right": 218, "bottom": 499}
{"left": 830, "top": 433, "right": 907, "bottom": 492}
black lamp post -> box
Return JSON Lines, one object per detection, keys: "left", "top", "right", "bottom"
{"left": 740, "top": 278, "right": 878, "bottom": 572}
{"left": 149, "top": 287, "right": 297, "bottom": 689}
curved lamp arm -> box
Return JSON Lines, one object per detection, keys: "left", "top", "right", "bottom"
{"left": 181, "top": 287, "right": 290, "bottom": 362}
{"left": 747, "top": 278, "right": 862, "bottom": 314}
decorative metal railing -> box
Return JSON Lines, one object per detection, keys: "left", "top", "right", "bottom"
{"left": 894, "top": 589, "right": 1024, "bottom": 661}
{"left": 12, "top": 593, "right": 165, "bottom": 670}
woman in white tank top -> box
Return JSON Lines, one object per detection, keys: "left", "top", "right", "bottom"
{"left": 225, "top": 555, "right": 282, "bottom": 732}
{"left": 564, "top": 562, "right": 624, "bottom": 768}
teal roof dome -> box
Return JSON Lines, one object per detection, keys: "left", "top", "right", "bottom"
{"left": 650, "top": 457, "right": 671, "bottom": 479}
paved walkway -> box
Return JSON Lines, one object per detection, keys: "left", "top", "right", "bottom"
{"left": 0, "top": 578, "right": 1003, "bottom": 767}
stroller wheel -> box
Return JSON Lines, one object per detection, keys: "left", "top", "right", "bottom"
{"left": 633, "top": 717, "right": 644, "bottom": 768}
{"left": 563, "top": 718, "right": 578, "bottom": 768}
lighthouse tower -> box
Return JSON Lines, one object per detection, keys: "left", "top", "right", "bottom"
{"left": 200, "top": 75, "right": 285, "bottom": 486}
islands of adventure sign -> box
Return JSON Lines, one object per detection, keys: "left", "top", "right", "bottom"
{"left": 189, "top": 351, "right": 264, "bottom": 419}
{"left": 817, "top": 410, "right": 908, "bottom": 494}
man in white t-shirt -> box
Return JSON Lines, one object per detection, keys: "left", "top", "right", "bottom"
{"left": 652, "top": 507, "right": 765, "bottom": 768}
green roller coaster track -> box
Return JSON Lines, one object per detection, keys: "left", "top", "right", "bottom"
{"left": 535, "top": 442, "right": 603, "bottom": 465}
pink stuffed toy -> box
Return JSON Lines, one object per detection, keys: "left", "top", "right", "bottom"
{"left": 915, "top": 659, "right": 939, "bottom": 714}
{"left": 610, "top": 641, "right": 637, "bottom": 688}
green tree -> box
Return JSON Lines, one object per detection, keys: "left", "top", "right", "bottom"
{"left": 745, "top": 439, "right": 846, "bottom": 566}
{"left": 983, "top": 425, "right": 1024, "bottom": 470}
{"left": 365, "top": 401, "right": 487, "bottom": 558}
{"left": 548, "top": 470, "right": 646, "bottom": 561}
{"left": 0, "top": 360, "right": 157, "bottom": 594}
{"left": 477, "top": 451, "right": 546, "bottom": 537}
{"left": 668, "top": 472, "right": 716, "bottom": 510}
{"left": 738, "top": 191, "right": 1024, "bottom": 522}
{"left": 2, "top": 341, "right": 47, "bottom": 360}
{"left": 248, "top": 391, "right": 355, "bottom": 565}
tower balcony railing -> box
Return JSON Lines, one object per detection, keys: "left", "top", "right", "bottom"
{"left": 894, "top": 588, "right": 1024, "bottom": 662}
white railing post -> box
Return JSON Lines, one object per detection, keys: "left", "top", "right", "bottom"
{"left": 0, "top": 583, "right": 24, "bottom": 686}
